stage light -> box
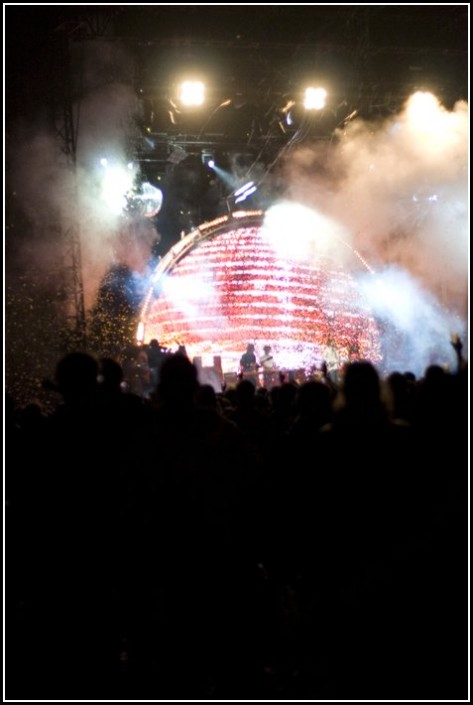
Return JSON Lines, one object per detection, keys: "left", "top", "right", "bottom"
{"left": 234, "top": 181, "right": 254, "bottom": 197}
{"left": 304, "top": 87, "right": 327, "bottom": 110}
{"left": 235, "top": 185, "right": 257, "bottom": 204}
{"left": 263, "top": 202, "right": 352, "bottom": 262}
{"left": 101, "top": 164, "right": 134, "bottom": 215}
{"left": 202, "top": 151, "right": 216, "bottom": 167}
{"left": 404, "top": 91, "right": 450, "bottom": 146}
{"left": 136, "top": 321, "right": 145, "bottom": 343}
{"left": 405, "top": 91, "right": 441, "bottom": 130}
{"left": 234, "top": 182, "right": 256, "bottom": 205}
{"left": 179, "top": 80, "right": 205, "bottom": 107}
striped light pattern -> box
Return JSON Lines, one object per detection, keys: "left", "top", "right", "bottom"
{"left": 139, "top": 216, "right": 381, "bottom": 373}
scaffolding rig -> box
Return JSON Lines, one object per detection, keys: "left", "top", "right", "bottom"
{"left": 50, "top": 21, "right": 88, "bottom": 350}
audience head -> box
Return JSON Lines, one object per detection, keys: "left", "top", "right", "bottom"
{"left": 55, "top": 352, "right": 99, "bottom": 404}
{"left": 158, "top": 353, "right": 199, "bottom": 406}
{"left": 343, "top": 361, "right": 381, "bottom": 407}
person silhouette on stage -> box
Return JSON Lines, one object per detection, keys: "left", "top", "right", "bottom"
{"left": 239, "top": 343, "right": 259, "bottom": 386}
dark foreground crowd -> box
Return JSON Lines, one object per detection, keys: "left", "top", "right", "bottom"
{"left": 6, "top": 348, "right": 468, "bottom": 701}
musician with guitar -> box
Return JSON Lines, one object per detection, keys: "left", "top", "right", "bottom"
{"left": 239, "top": 343, "right": 259, "bottom": 386}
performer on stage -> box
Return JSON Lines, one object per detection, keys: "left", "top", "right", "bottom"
{"left": 322, "top": 341, "right": 341, "bottom": 382}
{"left": 146, "top": 338, "right": 169, "bottom": 389}
{"left": 239, "top": 343, "right": 259, "bottom": 386}
{"left": 260, "top": 344, "right": 277, "bottom": 389}
{"left": 260, "top": 345, "right": 276, "bottom": 370}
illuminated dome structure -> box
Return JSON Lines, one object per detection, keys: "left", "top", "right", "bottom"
{"left": 137, "top": 208, "right": 381, "bottom": 374}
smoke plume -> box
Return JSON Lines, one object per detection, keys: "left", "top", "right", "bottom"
{"left": 281, "top": 93, "right": 468, "bottom": 373}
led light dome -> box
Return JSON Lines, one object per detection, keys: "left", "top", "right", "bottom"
{"left": 138, "top": 210, "right": 381, "bottom": 373}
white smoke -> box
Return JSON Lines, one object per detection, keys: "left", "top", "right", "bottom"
{"left": 282, "top": 92, "right": 468, "bottom": 373}
{"left": 9, "top": 39, "right": 155, "bottom": 311}
{"left": 356, "top": 266, "right": 465, "bottom": 375}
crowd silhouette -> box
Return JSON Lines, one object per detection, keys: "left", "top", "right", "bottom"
{"left": 5, "top": 341, "right": 468, "bottom": 700}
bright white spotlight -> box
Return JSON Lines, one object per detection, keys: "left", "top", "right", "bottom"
{"left": 179, "top": 80, "right": 205, "bottom": 106}
{"left": 136, "top": 321, "right": 145, "bottom": 343}
{"left": 234, "top": 181, "right": 254, "bottom": 197}
{"left": 100, "top": 157, "right": 108, "bottom": 167}
{"left": 304, "top": 87, "right": 327, "bottom": 110}
{"left": 161, "top": 272, "right": 215, "bottom": 318}
{"left": 101, "top": 165, "right": 134, "bottom": 215}
{"left": 262, "top": 202, "right": 351, "bottom": 262}
{"left": 202, "top": 151, "right": 215, "bottom": 168}
{"left": 235, "top": 185, "right": 257, "bottom": 204}
{"left": 407, "top": 91, "right": 439, "bottom": 119}
{"left": 405, "top": 91, "right": 441, "bottom": 131}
